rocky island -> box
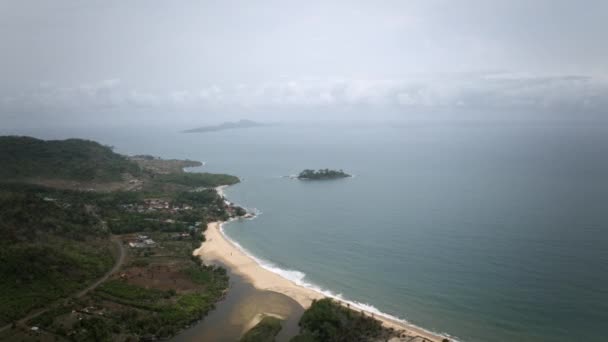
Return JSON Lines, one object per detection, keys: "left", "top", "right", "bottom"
{"left": 297, "top": 169, "right": 351, "bottom": 180}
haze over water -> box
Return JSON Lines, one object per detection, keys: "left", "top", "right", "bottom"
{"left": 3, "top": 1, "right": 608, "bottom": 341}
{"left": 10, "top": 121, "right": 608, "bottom": 342}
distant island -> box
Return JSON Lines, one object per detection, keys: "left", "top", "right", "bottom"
{"left": 182, "top": 119, "right": 265, "bottom": 133}
{"left": 297, "top": 169, "right": 351, "bottom": 180}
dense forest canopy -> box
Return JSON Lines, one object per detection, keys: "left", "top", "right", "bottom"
{"left": 0, "top": 136, "right": 242, "bottom": 332}
{"left": 0, "top": 187, "right": 113, "bottom": 323}
{"left": 297, "top": 169, "right": 351, "bottom": 180}
{"left": 290, "top": 298, "right": 386, "bottom": 342}
{"left": 0, "top": 136, "right": 141, "bottom": 181}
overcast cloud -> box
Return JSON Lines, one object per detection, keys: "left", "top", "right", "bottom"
{"left": 1, "top": 0, "right": 607, "bottom": 126}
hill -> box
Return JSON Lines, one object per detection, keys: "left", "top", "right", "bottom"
{"left": 0, "top": 175, "right": 243, "bottom": 339}
{"left": 0, "top": 136, "right": 141, "bottom": 182}
{"left": 0, "top": 136, "right": 244, "bottom": 340}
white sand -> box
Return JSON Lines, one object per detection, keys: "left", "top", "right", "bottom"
{"left": 194, "top": 221, "right": 448, "bottom": 342}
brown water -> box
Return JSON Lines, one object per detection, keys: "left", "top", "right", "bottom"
{"left": 173, "top": 265, "right": 304, "bottom": 342}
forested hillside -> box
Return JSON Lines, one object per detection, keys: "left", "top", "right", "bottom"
{"left": 0, "top": 136, "right": 140, "bottom": 182}
{"left": 0, "top": 136, "right": 244, "bottom": 340}
{"left": 0, "top": 187, "right": 114, "bottom": 325}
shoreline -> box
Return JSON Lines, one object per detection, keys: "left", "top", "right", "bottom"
{"left": 194, "top": 221, "right": 323, "bottom": 308}
{"left": 194, "top": 221, "right": 449, "bottom": 342}
{"left": 194, "top": 188, "right": 451, "bottom": 342}
{"left": 192, "top": 185, "right": 448, "bottom": 342}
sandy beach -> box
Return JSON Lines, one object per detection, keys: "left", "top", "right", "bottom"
{"left": 194, "top": 220, "right": 448, "bottom": 342}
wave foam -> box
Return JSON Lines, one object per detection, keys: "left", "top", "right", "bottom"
{"left": 216, "top": 186, "right": 457, "bottom": 341}
{"left": 247, "top": 207, "right": 263, "bottom": 216}
{"left": 217, "top": 221, "right": 456, "bottom": 341}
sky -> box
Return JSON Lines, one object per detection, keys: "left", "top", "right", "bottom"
{"left": 1, "top": 0, "right": 607, "bottom": 127}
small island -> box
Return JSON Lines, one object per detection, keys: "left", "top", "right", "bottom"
{"left": 182, "top": 119, "right": 265, "bottom": 133}
{"left": 297, "top": 169, "right": 351, "bottom": 180}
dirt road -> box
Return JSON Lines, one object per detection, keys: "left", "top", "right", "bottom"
{"left": 0, "top": 236, "right": 125, "bottom": 333}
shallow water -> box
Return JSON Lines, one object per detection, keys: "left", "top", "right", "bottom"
{"left": 172, "top": 264, "right": 304, "bottom": 342}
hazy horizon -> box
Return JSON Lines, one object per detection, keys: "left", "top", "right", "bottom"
{"left": 1, "top": 3, "right": 608, "bottom": 340}
{"left": 1, "top": 0, "right": 607, "bottom": 128}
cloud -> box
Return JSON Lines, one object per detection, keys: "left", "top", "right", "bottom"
{"left": 2, "top": 74, "right": 607, "bottom": 119}
{"left": 3, "top": 79, "right": 125, "bottom": 111}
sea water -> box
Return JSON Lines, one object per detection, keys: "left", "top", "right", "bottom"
{"left": 10, "top": 121, "right": 608, "bottom": 342}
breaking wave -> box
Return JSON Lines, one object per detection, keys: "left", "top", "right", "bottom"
{"left": 217, "top": 219, "right": 457, "bottom": 341}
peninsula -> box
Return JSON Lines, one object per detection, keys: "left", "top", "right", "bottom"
{"left": 0, "top": 136, "right": 244, "bottom": 341}
{"left": 297, "top": 168, "right": 351, "bottom": 180}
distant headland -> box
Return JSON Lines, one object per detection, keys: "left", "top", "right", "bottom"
{"left": 182, "top": 119, "right": 266, "bottom": 133}
{"left": 297, "top": 169, "right": 351, "bottom": 180}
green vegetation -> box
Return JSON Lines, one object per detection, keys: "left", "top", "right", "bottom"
{"left": 15, "top": 231, "right": 231, "bottom": 341}
{"left": 0, "top": 136, "right": 241, "bottom": 340}
{"left": 0, "top": 189, "right": 114, "bottom": 324}
{"left": 297, "top": 169, "right": 351, "bottom": 180}
{"left": 0, "top": 186, "right": 105, "bottom": 239}
{"left": 0, "top": 136, "right": 140, "bottom": 181}
{"left": 290, "top": 298, "right": 385, "bottom": 342}
{"left": 174, "top": 188, "right": 224, "bottom": 206}
{"left": 184, "top": 264, "right": 227, "bottom": 285}
{"left": 131, "top": 156, "right": 203, "bottom": 175}
{"left": 241, "top": 316, "right": 283, "bottom": 342}
{"left": 0, "top": 183, "right": 234, "bottom": 337}
{"left": 83, "top": 260, "right": 229, "bottom": 339}
{"left": 103, "top": 189, "right": 227, "bottom": 234}
{"left": 28, "top": 302, "right": 73, "bottom": 328}
{"left": 155, "top": 172, "right": 240, "bottom": 188}
{"left": 131, "top": 154, "right": 157, "bottom": 160}
{"left": 97, "top": 280, "right": 174, "bottom": 301}
{"left": 71, "top": 316, "right": 113, "bottom": 341}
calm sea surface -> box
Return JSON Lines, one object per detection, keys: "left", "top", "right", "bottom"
{"left": 9, "top": 121, "right": 608, "bottom": 341}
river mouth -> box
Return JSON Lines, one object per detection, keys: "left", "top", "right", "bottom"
{"left": 172, "top": 262, "right": 305, "bottom": 342}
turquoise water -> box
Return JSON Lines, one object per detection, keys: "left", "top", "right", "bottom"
{"left": 9, "top": 122, "right": 608, "bottom": 341}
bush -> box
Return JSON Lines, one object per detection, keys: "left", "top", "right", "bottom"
{"left": 292, "top": 298, "right": 383, "bottom": 342}
{"left": 96, "top": 280, "right": 172, "bottom": 301}
{"left": 241, "top": 316, "right": 283, "bottom": 342}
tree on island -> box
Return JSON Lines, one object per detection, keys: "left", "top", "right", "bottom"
{"left": 297, "top": 169, "right": 351, "bottom": 180}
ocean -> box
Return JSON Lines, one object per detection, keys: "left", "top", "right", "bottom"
{"left": 9, "top": 121, "right": 608, "bottom": 341}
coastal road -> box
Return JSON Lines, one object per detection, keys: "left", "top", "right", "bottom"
{"left": 0, "top": 236, "right": 125, "bottom": 333}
